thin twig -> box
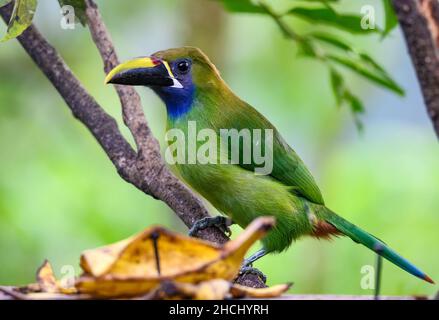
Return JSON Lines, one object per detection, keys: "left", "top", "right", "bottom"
{"left": 84, "top": 0, "right": 152, "bottom": 154}
{"left": 258, "top": 1, "right": 302, "bottom": 41}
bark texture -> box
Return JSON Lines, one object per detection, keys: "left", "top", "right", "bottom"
{"left": 393, "top": 0, "right": 439, "bottom": 137}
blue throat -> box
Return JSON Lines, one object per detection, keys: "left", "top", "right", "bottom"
{"left": 154, "top": 83, "right": 195, "bottom": 119}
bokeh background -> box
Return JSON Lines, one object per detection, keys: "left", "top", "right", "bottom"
{"left": 0, "top": 0, "right": 438, "bottom": 296}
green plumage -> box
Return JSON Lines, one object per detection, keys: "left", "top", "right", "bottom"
{"left": 109, "top": 47, "right": 433, "bottom": 283}
{"left": 166, "top": 82, "right": 320, "bottom": 252}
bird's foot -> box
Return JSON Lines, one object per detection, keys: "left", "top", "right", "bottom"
{"left": 238, "top": 265, "right": 267, "bottom": 284}
{"left": 188, "top": 216, "right": 233, "bottom": 237}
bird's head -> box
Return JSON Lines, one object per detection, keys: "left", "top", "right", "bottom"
{"left": 105, "top": 47, "right": 223, "bottom": 118}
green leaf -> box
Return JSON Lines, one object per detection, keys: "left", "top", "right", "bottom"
{"left": 327, "top": 54, "right": 404, "bottom": 95}
{"left": 344, "top": 90, "right": 365, "bottom": 131}
{"left": 329, "top": 67, "right": 364, "bottom": 131}
{"left": 329, "top": 68, "right": 344, "bottom": 106}
{"left": 297, "top": 0, "right": 340, "bottom": 6}
{"left": 310, "top": 32, "right": 389, "bottom": 73}
{"left": 308, "top": 32, "right": 403, "bottom": 95}
{"left": 287, "top": 7, "right": 379, "bottom": 34}
{"left": 301, "top": 0, "right": 339, "bottom": 2}
{"left": 344, "top": 90, "right": 364, "bottom": 114}
{"left": 1, "top": 0, "right": 37, "bottom": 42}
{"left": 382, "top": 0, "right": 398, "bottom": 36}
{"left": 216, "top": 0, "right": 264, "bottom": 14}
{"left": 295, "top": 39, "right": 318, "bottom": 57}
{"left": 0, "top": 0, "right": 12, "bottom": 7}
{"left": 357, "top": 52, "right": 387, "bottom": 74}
{"left": 58, "top": 0, "right": 87, "bottom": 26}
{"left": 309, "top": 32, "right": 352, "bottom": 51}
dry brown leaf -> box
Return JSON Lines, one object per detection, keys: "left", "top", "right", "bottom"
{"left": 3, "top": 260, "right": 78, "bottom": 299}
{"left": 3, "top": 217, "right": 291, "bottom": 300}
{"left": 139, "top": 279, "right": 291, "bottom": 300}
{"left": 167, "top": 279, "right": 232, "bottom": 300}
{"left": 194, "top": 279, "right": 231, "bottom": 300}
{"left": 36, "top": 260, "right": 58, "bottom": 293}
{"left": 230, "top": 282, "right": 293, "bottom": 298}
{"left": 75, "top": 216, "right": 276, "bottom": 298}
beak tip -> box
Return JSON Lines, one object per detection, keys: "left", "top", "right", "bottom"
{"left": 104, "top": 75, "right": 113, "bottom": 85}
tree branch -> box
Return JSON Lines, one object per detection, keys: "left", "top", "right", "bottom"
{"left": 0, "top": 1, "right": 266, "bottom": 288}
{"left": 84, "top": 0, "right": 152, "bottom": 154}
{"left": 392, "top": 0, "right": 439, "bottom": 137}
{"left": 0, "top": 1, "right": 222, "bottom": 243}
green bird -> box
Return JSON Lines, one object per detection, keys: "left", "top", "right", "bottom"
{"left": 105, "top": 47, "right": 433, "bottom": 284}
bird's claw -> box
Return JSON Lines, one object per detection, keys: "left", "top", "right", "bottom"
{"left": 238, "top": 266, "right": 267, "bottom": 284}
{"left": 188, "top": 216, "right": 233, "bottom": 237}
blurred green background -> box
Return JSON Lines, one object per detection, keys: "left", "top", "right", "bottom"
{"left": 0, "top": 0, "right": 438, "bottom": 296}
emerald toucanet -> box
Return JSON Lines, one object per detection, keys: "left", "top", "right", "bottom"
{"left": 105, "top": 47, "right": 433, "bottom": 284}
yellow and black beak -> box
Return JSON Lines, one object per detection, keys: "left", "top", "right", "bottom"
{"left": 104, "top": 57, "right": 183, "bottom": 88}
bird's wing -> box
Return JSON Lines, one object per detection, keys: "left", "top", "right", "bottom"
{"left": 218, "top": 101, "right": 324, "bottom": 205}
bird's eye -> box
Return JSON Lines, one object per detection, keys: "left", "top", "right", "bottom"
{"left": 177, "top": 60, "right": 190, "bottom": 74}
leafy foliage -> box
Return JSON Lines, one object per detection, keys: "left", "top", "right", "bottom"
{"left": 216, "top": 0, "right": 402, "bottom": 128}
{"left": 287, "top": 7, "right": 380, "bottom": 34}
{"left": 0, "top": 0, "right": 86, "bottom": 42}
{"left": 0, "top": 0, "right": 401, "bottom": 128}
{"left": 382, "top": 0, "right": 398, "bottom": 36}
{"left": 7, "top": 218, "right": 290, "bottom": 299}
{"left": 1, "top": 0, "right": 37, "bottom": 42}
{"left": 219, "top": 0, "right": 264, "bottom": 13}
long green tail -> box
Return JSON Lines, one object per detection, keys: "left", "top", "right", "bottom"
{"left": 323, "top": 209, "right": 434, "bottom": 284}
